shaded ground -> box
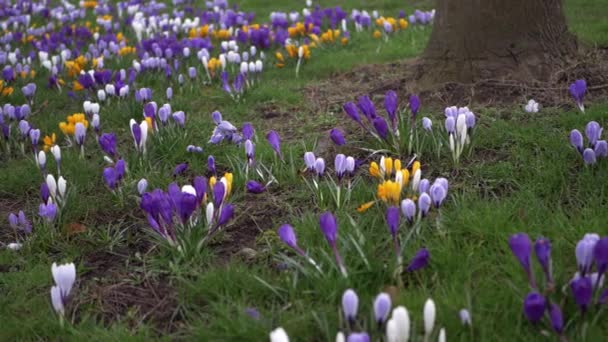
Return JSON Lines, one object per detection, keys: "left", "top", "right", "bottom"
{"left": 306, "top": 48, "right": 608, "bottom": 112}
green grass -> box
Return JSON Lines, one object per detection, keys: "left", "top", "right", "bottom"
{"left": 1, "top": 0, "right": 608, "bottom": 341}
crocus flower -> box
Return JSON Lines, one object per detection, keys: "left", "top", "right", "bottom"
{"left": 594, "top": 236, "right": 608, "bottom": 276}
{"left": 342, "top": 289, "right": 358, "bottom": 323}
{"left": 343, "top": 102, "right": 363, "bottom": 127}
{"left": 278, "top": 224, "right": 307, "bottom": 256}
{"left": 304, "top": 152, "right": 316, "bottom": 171}
{"left": 422, "top": 117, "right": 432, "bottom": 131}
{"left": 549, "top": 304, "right": 563, "bottom": 334}
{"left": 74, "top": 122, "right": 86, "bottom": 146}
{"left": 534, "top": 237, "right": 553, "bottom": 285}
{"left": 245, "top": 139, "right": 255, "bottom": 165}
{"left": 570, "top": 276, "right": 593, "bottom": 311}
{"left": 459, "top": 309, "right": 471, "bottom": 326}
{"left": 386, "top": 206, "right": 400, "bottom": 238}
{"left": 386, "top": 306, "right": 410, "bottom": 342}
{"left": 173, "top": 163, "right": 189, "bottom": 177}
{"left": 208, "top": 156, "right": 216, "bottom": 175}
{"left": 213, "top": 182, "right": 226, "bottom": 208}
{"left": 98, "top": 133, "right": 117, "bottom": 158}
{"left": 50, "top": 262, "right": 76, "bottom": 316}
{"left": 266, "top": 130, "right": 283, "bottom": 160}
{"left": 320, "top": 211, "right": 346, "bottom": 276}
{"left": 384, "top": 90, "right": 398, "bottom": 129}
{"left": 37, "top": 151, "right": 47, "bottom": 171}
{"left": 523, "top": 292, "right": 546, "bottom": 323}
{"left": 39, "top": 203, "right": 58, "bottom": 222}
{"left": 576, "top": 233, "right": 599, "bottom": 275}
{"left": 407, "top": 247, "right": 430, "bottom": 272}
{"left": 423, "top": 298, "right": 436, "bottom": 337}
{"left": 216, "top": 203, "right": 234, "bottom": 227}
{"left": 103, "top": 167, "right": 119, "bottom": 189}
{"left": 585, "top": 121, "right": 602, "bottom": 146}
{"left": 509, "top": 233, "right": 535, "bottom": 287}
{"left": 525, "top": 99, "right": 539, "bottom": 113}
{"left": 409, "top": 94, "right": 420, "bottom": 119}
{"left": 595, "top": 140, "right": 608, "bottom": 157}
{"left": 137, "top": 179, "right": 148, "bottom": 195}
{"left": 374, "top": 293, "right": 391, "bottom": 324}
{"left": 30, "top": 129, "right": 40, "bottom": 147}
{"left": 569, "top": 129, "right": 584, "bottom": 154}
{"left": 8, "top": 213, "right": 18, "bottom": 229}
{"left": 400, "top": 199, "right": 416, "bottom": 224}
{"left": 172, "top": 111, "right": 186, "bottom": 127}
{"left": 314, "top": 158, "right": 325, "bottom": 176}
{"left": 246, "top": 180, "right": 266, "bottom": 194}
{"left": 429, "top": 183, "right": 447, "bottom": 208}
{"left": 418, "top": 193, "right": 431, "bottom": 217}
{"left": 373, "top": 117, "right": 389, "bottom": 140}
{"left": 346, "top": 333, "right": 370, "bottom": 342}
{"left": 330, "top": 128, "right": 346, "bottom": 146}
{"left": 242, "top": 122, "right": 254, "bottom": 140}
{"left": 569, "top": 79, "right": 587, "bottom": 112}
{"left": 269, "top": 327, "right": 289, "bottom": 342}
{"left": 445, "top": 116, "right": 455, "bottom": 134}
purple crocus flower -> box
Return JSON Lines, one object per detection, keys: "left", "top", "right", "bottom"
{"left": 409, "top": 94, "right": 420, "bottom": 119}
{"left": 342, "top": 289, "right": 358, "bottom": 323}
{"left": 277, "top": 224, "right": 306, "bottom": 256}
{"left": 98, "top": 133, "right": 117, "bottom": 157}
{"left": 386, "top": 206, "right": 400, "bottom": 238}
{"left": 569, "top": 129, "right": 584, "bottom": 154}
{"left": 400, "top": 199, "right": 416, "bottom": 224}
{"left": 523, "top": 292, "right": 546, "bottom": 323}
{"left": 103, "top": 167, "right": 119, "bottom": 189}
{"left": 176, "top": 191, "right": 198, "bottom": 224}
{"left": 509, "top": 233, "right": 536, "bottom": 288}
{"left": 594, "top": 236, "right": 608, "bottom": 276}
{"left": 595, "top": 140, "right": 608, "bottom": 158}
{"left": 166, "top": 87, "right": 173, "bottom": 100}
{"left": 242, "top": 122, "right": 254, "bottom": 140}
{"left": 216, "top": 203, "right": 234, "bottom": 227}
{"left": 304, "top": 152, "right": 316, "bottom": 171}
{"left": 213, "top": 182, "right": 225, "bottom": 208}
{"left": 208, "top": 155, "right": 216, "bottom": 175}
{"left": 29, "top": 129, "right": 40, "bottom": 146}
{"left": 429, "top": 183, "right": 447, "bottom": 208}
{"left": 347, "top": 333, "right": 370, "bottom": 342}
{"left": 173, "top": 163, "right": 189, "bottom": 177}
{"left": 244, "top": 307, "right": 260, "bottom": 320}
{"left": 419, "top": 179, "right": 430, "bottom": 194}
{"left": 246, "top": 180, "right": 266, "bottom": 194}
{"left": 373, "top": 293, "right": 391, "bottom": 324}
{"left": 8, "top": 213, "right": 18, "bottom": 229}
{"left": 266, "top": 130, "right": 283, "bottom": 160}
{"left": 245, "top": 139, "right": 255, "bottom": 165}
{"left": 406, "top": 247, "right": 430, "bottom": 272}
{"left": 372, "top": 117, "right": 389, "bottom": 140}
{"left": 320, "top": 211, "right": 347, "bottom": 276}
{"left": 576, "top": 233, "right": 599, "bottom": 275}
{"left": 172, "top": 111, "right": 186, "bottom": 127}
{"left": 314, "top": 158, "right": 325, "bottom": 176}
{"left": 534, "top": 237, "right": 553, "bottom": 286}
{"left": 18, "top": 211, "right": 31, "bottom": 233}
{"left": 569, "top": 79, "right": 587, "bottom": 112}
{"left": 418, "top": 193, "right": 431, "bottom": 217}
{"left": 570, "top": 276, "right": 593, "bottom": 311}
{"left": 38, "top": 202, "right": 58, "bottom": 222}
{"left": 18, "top": 120, "right": 30, "bottom": 138}
{"left": 343, "top": 102, "right": 363, "bottom": 127}
{"left": 585, "top": 121, "right": 602, "bottom": 147}
{"left": 74, "top": 122, "right": 86, "bottom": 146}
{"left": 549, "top": 304, "right": 563, "bottom": 334}
{"left": 40, "top": 183, "right": 50, "bottom": 204}
{"left": 445, "top": 116, "right": 456, "bottom": 134}
{"left": 330, "top": 128, "right": 346, "bottom": 146}
{"left": 357, "top": 95, "right": 376, "bottom": 119}
{"left": 384, "top": 90, "right": 398, "bottom": 129}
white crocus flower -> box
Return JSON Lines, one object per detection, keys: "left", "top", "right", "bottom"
{"left": 424, "top": 298, "right": 436, "bottom": 338}
{"left": 269, "top": 327, "right": 289, "bottom": 342}
{"left": 46, "top": 174, "right": 57, "bottom": 199}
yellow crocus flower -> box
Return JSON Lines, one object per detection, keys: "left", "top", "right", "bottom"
{"left": 357, "top": 201, "right": 376, "bottom": 213}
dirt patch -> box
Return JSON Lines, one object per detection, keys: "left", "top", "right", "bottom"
{"left": 306, "top": 48, "right": 608, "bottom": 112}
{"left": 74, "top": 238, "right": 183, "bottom": 334}
{"left": 212, "top": 187, "right": 290, "bottom": 262}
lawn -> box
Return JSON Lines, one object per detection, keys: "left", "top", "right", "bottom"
{"left": 1, "top": 0, "right": 608, "bottom": 341}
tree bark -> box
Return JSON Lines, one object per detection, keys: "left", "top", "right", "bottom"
{"left": 420, "top": 0, "right": 578, "bottom": 84}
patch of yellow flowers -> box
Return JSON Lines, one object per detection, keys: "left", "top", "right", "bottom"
{"left": 59, "top": 113, "right": 89, "bottom": 136}
{"left": 357, "top": 156, "right": 421, "bottom": 212}
{"left": 0, "top": 80, "right": 14, "bottom": 97}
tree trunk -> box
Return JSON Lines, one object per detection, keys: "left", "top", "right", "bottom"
{"left": 420, "top": 0, "right": 578, "bottom": 84}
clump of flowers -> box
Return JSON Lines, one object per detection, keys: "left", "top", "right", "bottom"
{"left": 50, "top": 262, "right": 76, "bottom": 326}
{"left": 140, "top": 173, "right": 235, "bottom": 251}
{"left": 509, "top": 233, "right": 608, "bottom": 337}
{"left": 59, "top": 113, "right": 89, "bottom": 143}
{"left": 302, "top": 151, "right": 357, "bottom": 209}
{"left": 569, "top": 121, "right": 607, "bottom": 165}
{"left": 443, "top": 106, "right": 477, "bottom": 166}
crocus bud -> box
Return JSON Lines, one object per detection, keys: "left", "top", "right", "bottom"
{"left": 583, "top": 148, "right": 596, "bottom": 165}
{"left": 438, "top": 328, "right": 446, "bottom": 342}
{"left": 373, "top": 293, "right": 391, "bottom": 324}
{"left": 400, "top": 199, "right": 416, "bottom": 224}
{"left": 330, "top": 128, "right": 346, "bottom": 146}
{"left": 57, "top": 176, "right": 67, "bottom": 199}
{"left": 569, "top": 129, "right": 583, "bottom": 154}
{"left": 585, "top": 121, "right": 601, "bottom": 146}
{"left": 50, "top": 262, "right": 77, "bottom": 316}
{"left": 549, "top": 304, "right": 563, "bottom": 334}
{"left": 269, "top": 327, "right": 289, "bottom": 342}
{"left": 342, "top": 289, "right": 358, "bottom": 323}
{"left": 576, "top": 233, "right": 599, "bottom": 275}
{"left": 509, "top": 233, "right": 533, "bottom": 284}
{"left": 51, "top": 145, "right": 61, "bottom": 163}
{"left": 570, "top": 276, "right": 593, "bottom": 311}
{"left": 459, "top": 309, "right": 471, "bottom": 326}
{"left": 304, "top": 152, "right": 316, "bottom": 170}
{"left": 523, "top": 292, "right": 546, "bottom": 323}
{"left": 388, "top": 306, "right": 409, "bottom": 342}
{"left": 246, "top": 180, "right": 266, "bottom": 194}
{"left": 594, "top": 237, "right": 608, "bottom": 276}
{"left": 418, "top": 193, "right": 431, "bottom": 217}
{"left": 534, "top": 237, "right": 553, "bottom": 285}
{"left": 406, "top": 247, "right": 430, "bottom": 272}
{"left": 423, "top": 298, "right": 436, "bottom": 336}
{"left": 314, "top": 158, "right": 325, "bottom": 176}
{"left": 46, "top": 174, "right": 57, "bottom": 199}
{"left": 422, "top": 117, "right": 432, "bottom": 131}
{"left": 205, "top": 202, "right": 214, "bottom": 226}
{"left": 37, "top": 150, "right": 46, "bottom": 170}
{"left": 137, "top": 178, "right": 148, "bottom": 195}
